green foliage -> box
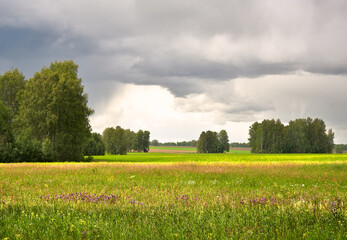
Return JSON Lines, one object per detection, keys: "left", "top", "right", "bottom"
{"left": 249, "top": 118, "right": 334, "bottom": 154}
{"left": 230, "top": 142, "right": 250, "bottom": 147}
{"left": 197, "top": 130, "right": 229, "bottom": 153}
{"left": 83, "top": 133, "right": 105, "bottom": 156}
{"left": 151, "top": 140, "right": 197, "bottom": 147}
{"left": 124, "top": 129, "right": 136, "bottom": 151}
{"left": 14, "top": 132, "right": 43, "bottom": 162}
{"left": 0, "top": 68, "right": 26, "bottom": 116}
{"left": 103, "top": 126, "right": 128, "bottom": 155}
{"left": 335, "top": 145, "right": 343, "bottom": 154}
{"left": 151, "top": 139, "right": 160, "bottom": 146}
{"left": 15, "top": 60, "right": 93, "bottom": 162}
{"left": 0, "top": 100, "right": 13, "bottom": 146}
{"left": 218, "top": 130, "right": 230, "bottom": 152}
{"left": 134, "top": 130, "right": 150, "bottom": 152}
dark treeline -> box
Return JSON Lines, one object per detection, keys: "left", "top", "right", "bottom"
{"left": 249, "top": 118, "right": 334, "bottom": 153}
{"left": 150, "top": 140, "right": 197, "bottom": 147}
{"left": 335, "top": 144, "right": 347, "bottom": 153}
{"left": 0, "top": 61, "right": 94, "bottom": 162}
{"left": 197, "top": 130, "right": 229, "bottom": 153}
{"left": 230, "top": 142, "right": 250, "bottom": 148}
{"left": 83, "top": 133, "right": 105, "bottom": 156}
{"left": 103, "top": 126, "right": 150, "bottom": 155}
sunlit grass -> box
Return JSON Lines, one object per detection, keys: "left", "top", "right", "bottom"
{"left": 0, "top": 154, "right": 346, "bottom": 239}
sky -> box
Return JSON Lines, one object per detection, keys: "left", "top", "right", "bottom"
{"left": 1, "top": 0, "right": 347, "bottom": 143}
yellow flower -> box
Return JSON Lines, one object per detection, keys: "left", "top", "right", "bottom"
{"left": 303, "top": 233, "right": 306, "bottom": 239}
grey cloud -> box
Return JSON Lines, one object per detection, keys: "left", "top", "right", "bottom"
{"left": 1, "top": 0, "right": 347, "bottom": 142}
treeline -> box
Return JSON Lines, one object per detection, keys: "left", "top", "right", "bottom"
{"left": 0, "top": 61, "right": 94, "bottom": 162}
{"left": 335, "top": 144, "right": 347, "bottom": 153}
{"left": 249, "top": 118, "right": 334, "bottom": 153}
{"left": 230, "top": 142, "right": 250, "bottom": 148}
{"left": 83, "top": 133, "right": 105, "bottom": 156}
{"left": 103, "top": 126, "right": 150, "bottom": 155}
{"left": 197, "top": 130, "right": 229, "bottom": 153}
{"left": 150, "top": 140, "right": 197, "bottom": 147}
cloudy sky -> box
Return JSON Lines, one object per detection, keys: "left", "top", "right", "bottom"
{"left": 1, "top": 0, "right": 347, "bottom": 143}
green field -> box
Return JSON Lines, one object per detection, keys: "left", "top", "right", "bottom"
{"left": 150, "top": 146, "right": 251, "bottom": 154}
{"left": 150, "top": 146, "right": 197, "bottom": 151}
{"left": 1, "top": 154, "right": 346, "bottom": 239}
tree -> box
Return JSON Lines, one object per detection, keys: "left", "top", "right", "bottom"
{"left": 197, "top": 130, "right": 226, "bottom": 153}
{"left": 249, "top": 118, "right": 334, "bottom": 154}
{"left": 335, "top": 145, "right": 343, "bottom": 154}
{"left": 0, "top": 69, "right": 26, "bottom": 116}
{"left": 134, "top": 130, "right": 150, "bottom": 152}
{"left": 125, "top": 129, "right": 136, "bottom": 151}
{"left": 103, "top": 127, "right": 128, "bottom": 155}
{"left": 16, "top": 61, "right": 93, "bottom": 161}
{"left": 0, "top": 100, "right": 13, "bottom": 147}
{"left": 0, "top": 100, "right": 15, "bottom": 162}
{"left": 218, "top": 130, "right": 229, "bottom": 153}
{"left": 84, "top": 133, "right": 105, "bottom": 156}
{"left": 151, "top": 139, "right": 160, "bottom": 146}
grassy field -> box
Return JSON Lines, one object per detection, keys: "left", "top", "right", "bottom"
{"left": 149, "top": 146, "right": 251, "bottom": 154}
{"left": 0, "top": 153, "right": 346, "bottom": 239}
{"left": 150, "top": 146, "right": 197, "bottom": 151}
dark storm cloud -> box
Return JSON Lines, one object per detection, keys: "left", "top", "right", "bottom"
{"left": 1, "top": 0, "right": 347, "bottom": 142}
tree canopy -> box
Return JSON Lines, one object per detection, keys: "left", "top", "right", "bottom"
{"left": 0, "top": 61, "right": 94, "bottom": 162}
{"left": 197, "top": 130, "right": 229, "bottom": 153}
{"left": 249, "top": 118, "right": 334, "bottom": 153}
{"left": 103, "top": 127, "right": 150, "bottom": 155}
{"left": 0, "top": 69, "right": 26, "bottom": 116}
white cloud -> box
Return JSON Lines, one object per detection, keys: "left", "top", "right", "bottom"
{"left": 89, "top": 84, "right": 251, "bottom": 142}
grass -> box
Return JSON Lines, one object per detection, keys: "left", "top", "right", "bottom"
{"left": 150, "top": 146, "right": 251, "bottom": 154}
{"left": 150, "top": 146, "right": 197, "bottom": 151}
{"left": 0, "top": 154, "right": 346, "bottom": 239}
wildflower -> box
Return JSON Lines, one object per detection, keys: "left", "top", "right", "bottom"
{"left": 303, "top": 233, "right": 306, "bottom": 239}
{"left": 129, "top": 175, "right": 135, "bottom": 178}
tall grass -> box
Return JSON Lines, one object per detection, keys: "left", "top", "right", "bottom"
{"left": 0, "top": 154, "right": 346, "bottom": 239}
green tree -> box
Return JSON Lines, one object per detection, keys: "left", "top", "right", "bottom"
{"left": 335, "top": 145, "right": 343, "bottom": 154}
{"left": 249, "top": 122, "right": 260, "bottom": 153}
{"left": 151, "top": 139, "right": 160, "bottom": 146}
{"left": 218, "top": 130, "right": 229, "bottom": 153}
{"left": 134, "top": 130, "right": 150, "bottom": 152}
{"left": 0, "top": 100, "right": 13, "bottom": 147}
{"left": 16, "top": 61, "right": 93, "bottom": 161}
{"left": 0, "top": 69, "right": 26, "bottom": 116}
{"left": 102, "top": 127, "right": 128, "bottom": 155}
{"left": 197, "top": 130, "right": 224, "bottom": 153}
{"left": 249, "top": 118, "right": 334, "bottom": 154}
{"left": 84, "top": 133, "right": 105, "bottom": 156}
{"left": 125, "top": 129, "right": 136, "bottom": 152}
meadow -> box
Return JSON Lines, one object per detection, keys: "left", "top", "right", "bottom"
{"left": 149, "top": 146, "right": 251, "bottom": 154}
{"left": 0, "top": 153, "right": 346, "bottom": 239}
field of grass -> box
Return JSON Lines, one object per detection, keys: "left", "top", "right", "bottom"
{"left": 1, "top": 153, "right": 346, "bottom": 239}
{"left": 149, "top": 146, "right": 251, "bottom": 154}
{"left": 150, "top": 146, "right": 197, "bottom": 151}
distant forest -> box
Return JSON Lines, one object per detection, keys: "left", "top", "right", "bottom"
{"left": 150, "top": 140, "right": 250, "bottom": 148}
{"left": 249, "top": 118, "right": 334, "bottom": 153}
